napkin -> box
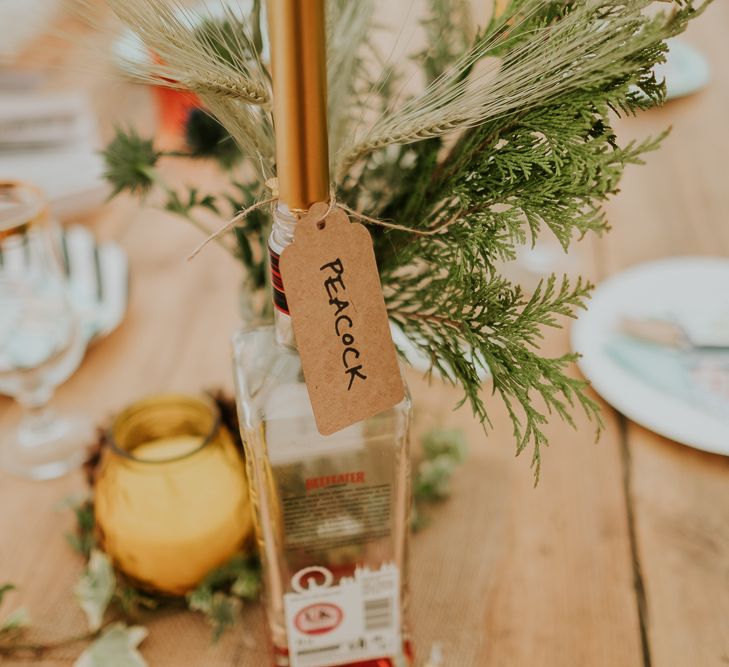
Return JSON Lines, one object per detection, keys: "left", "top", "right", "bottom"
{"left": 606, "top": 336, "right": 729, "bottom": 422}
{"left": 0, "top": 93, "right": 109, "bottom": 220}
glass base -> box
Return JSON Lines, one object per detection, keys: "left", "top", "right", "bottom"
{"left": 0, "top": 412, "right": 92, "bottom": 480}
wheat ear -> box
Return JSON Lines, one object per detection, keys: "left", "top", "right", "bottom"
{"left": 335, "top": 0, "right": 685, "bottom": 179}
{"left": 106, "top": 0, "right": 270, "bottom": 105}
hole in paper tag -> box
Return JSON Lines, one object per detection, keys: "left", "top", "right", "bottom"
{"left": 279, "top": 202, "right": 405, "bottom": 435}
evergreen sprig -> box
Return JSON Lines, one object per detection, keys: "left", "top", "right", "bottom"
{"left": 363, "top": 0, "right": 703, "bottom": 477}
{"left": 102, "top": 0, "right": 711, "bottom": 478}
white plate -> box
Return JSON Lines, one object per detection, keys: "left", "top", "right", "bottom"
{"left": 659, "top": 39, "right": 711, "bottom": 101}
{"left": 571, "top": 257, "right": 729, "bottom": 456}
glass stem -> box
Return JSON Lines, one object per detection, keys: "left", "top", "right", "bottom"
{"left": 16, "top": 384, "right": 55, "bottom": 447}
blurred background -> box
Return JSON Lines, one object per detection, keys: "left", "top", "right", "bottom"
{"left": 0, "top": 1, "right": 727, "bottom": 666}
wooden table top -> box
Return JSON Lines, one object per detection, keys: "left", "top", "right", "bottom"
{"left": 1, "top": 3, "right": 728, "bottom": 666}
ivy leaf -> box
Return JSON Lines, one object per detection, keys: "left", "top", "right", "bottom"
{"left": 115, "top": 584, "right": 159, "bottom": 619}
{"left": 231, "top": 568, "right": 261, "bottom": 601}
{"left": 0, "top": 583, "right": 29, "bottom": 637}
{"left": 187, "top": 589, "right": 241, "bottom": 642}
{"left": 63, "top": 498, "right": 96, "bottom": 558}
{"left": 410, "top": 503, "right": 429, "bottom": 533}
{"left": 414, "top": 455, "right": 459, "bottom": 501}
{"left": 207, "top": 593, "right": 241, "bottom": 642}
{"left": 412, "top": 429, "right": 468, "bottom": 529}
{"left": 185, "top": 554, "right": 260, "bottom": 639}
{"left": 0, "top": 607, "right": 30, "bottom": 634}
{"left": 414, "top": 428, "right": 468, "bottom": 502}
{"left": 73, "top": 623, "right": 148, "bottom": 667}
{"left": 422, "top": 428, "right": 468, "bottom": 464}
{"left": 75, "top": 551, "right": 116, "bottom": 631}
{"left": 0, "top": 584, "right": 15, "bottom": 606}
{"left": 186, "top": 586, "right": 213, "bottom": 614}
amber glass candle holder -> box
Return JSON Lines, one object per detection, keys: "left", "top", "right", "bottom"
{"left": 94, "top": 394, "right": 253, "bottom": 595}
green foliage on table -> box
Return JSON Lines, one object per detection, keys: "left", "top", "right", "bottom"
{"left": 64, "top": 499, "right": 262, "bottom": 643}
{"left": 0, "top": 584, "right": 31, "bottom": 660}
{"left": 0, "top": 584, "right": 29, "bottom": 637}
{"left": 76, "top": 551, "right": 116, "bottom": 632}
{"left": 412, "top": 428, "right": 468, "bottom": 530}
{"left": 74, "top": 624, "right": 148, "bottom": 667}
{"left": 102, "top": 0, "right": 711, "bottom": 478}
{"left": 0, "top": 585, "right": 14, "bottom": 608}
{"left": 186, "top": 555, "right": 261, "bottom": 642}
{"left": 0, "top": 607, "right": 29, "bottom": 636}
{"left": 0, "top": 420, "right": 462, "bottom": 661}
{"left": 65, "top": 498, "right": 96, "bottom": 558}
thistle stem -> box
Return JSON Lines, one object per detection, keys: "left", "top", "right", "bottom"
{"left": 142, "top": 167, "right": 237, "bottom": 257}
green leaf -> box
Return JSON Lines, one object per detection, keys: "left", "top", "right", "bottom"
{"left": 75, "top": 551, "right": 116, "bottom": 631}
{"left": 0, "top": 607, "right": 30, "bottom": 634}
{"left": 187, "top": 187, "right": 198, "bottom": 208}
{"left": 73, "top": 623, "right": 148, "bottom": 667}
{"left": 208, "top": 594, "right": 241, "bottom": 642}
{"left": 422, "top": 428, "right": 468, "bottom": 464}
{"left": 410, "top": 502, "right": 430, "bottom": 532}
{"left": 114, "top": 584, "right": 159, "bottom": 619}
{"left": 187, "top": 590, "right": 241, "bottom": 642}
{"left": 164, "top": 190, "right": 188, "bottom": 216}
{"left": 414, "top": 455, "right": 458, "bottom": 502}
{"left": 231, "top": 568, "right": 261, "bottom": 601}
{"left": 185, "top": 554, "right": 259, "bottom": 641}
{"left": 233, "top": 228, "right": 254, "bottom": 266}
{"left": 186, "top": 586, "right": 213, "bottom": 615}
{"left": 199, "top": 195, "right": 220, "bottom": 214}
{"left": 65, "top": 498, "right": 96, "bottom": 558}
{"left": 102, "top": 128, "right": 159, "bottom": 197}
{"left": 0, "top": 584, "right": 15, "bottom": 607}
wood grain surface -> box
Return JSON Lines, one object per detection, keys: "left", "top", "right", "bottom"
{"left": 1, "top": 2, "right": 727, "bottom": 666}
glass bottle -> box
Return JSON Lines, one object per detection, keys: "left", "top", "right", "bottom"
{"left": 233, "top": 204, "right": 413, "bottom": 667}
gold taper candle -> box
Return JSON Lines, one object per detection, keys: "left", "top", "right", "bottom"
{"left": 267, "top": 0, "right": 330, "bottom": 210}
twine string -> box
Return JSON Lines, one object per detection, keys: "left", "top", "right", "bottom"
{"left": 339, "top": 202, "right": 457, "bottom": 236}
{"left": 186, "top": 190, "right": 458, "bottom": 261}
{"left": 187, "top": 196, "right": 277, "bottom": 260}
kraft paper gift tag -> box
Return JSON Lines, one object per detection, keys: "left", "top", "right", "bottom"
{"left": 279, "top": 202, "right": 405, "bottom": 435}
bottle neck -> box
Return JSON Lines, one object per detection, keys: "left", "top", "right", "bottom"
{"left": 269, "top": 204, "right": 298, "bottom": 348}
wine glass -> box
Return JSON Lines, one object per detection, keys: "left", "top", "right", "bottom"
{"left": 0, "top": 182, "right": 92, "bottom": 480}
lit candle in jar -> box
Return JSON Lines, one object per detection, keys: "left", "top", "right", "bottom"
{"left": 94, "top": 395, "right": 253, "bottom": 595}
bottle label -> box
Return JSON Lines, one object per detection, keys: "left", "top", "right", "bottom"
{"left": 283, "top": 564, "right": 401, "bottom": 667}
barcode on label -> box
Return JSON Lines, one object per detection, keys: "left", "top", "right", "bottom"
{"left": 363, "top": 597, "right": 393, "bottom": 632}
{"left": 298, "top": 644, "right": 340, "bottom": 657}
